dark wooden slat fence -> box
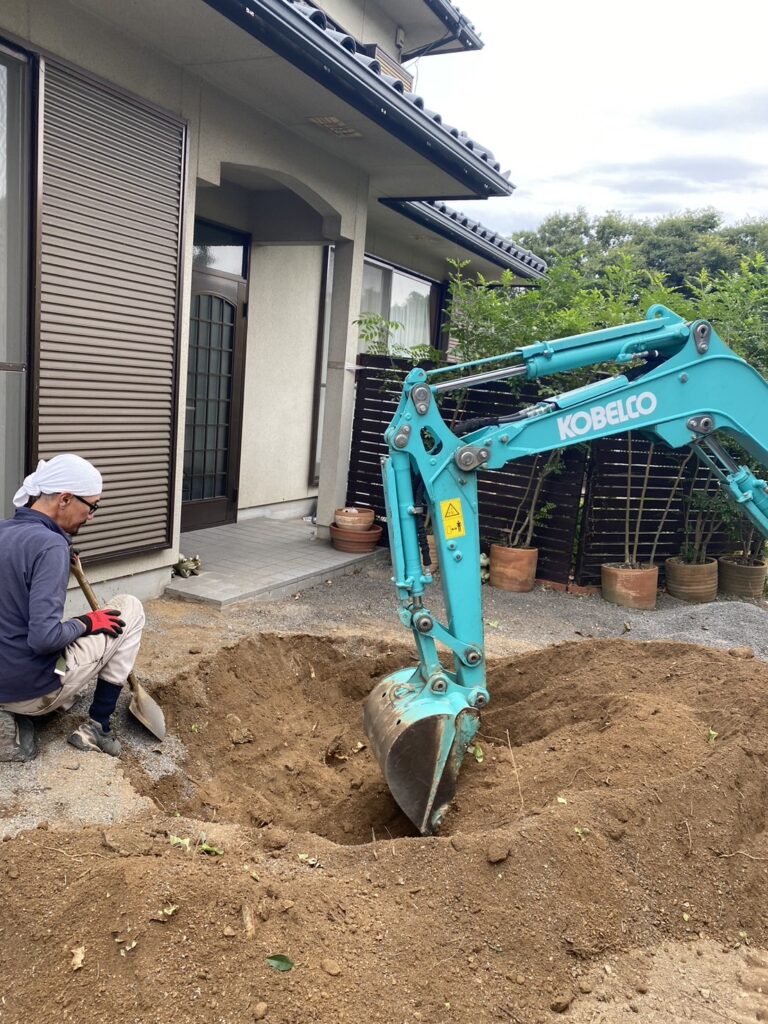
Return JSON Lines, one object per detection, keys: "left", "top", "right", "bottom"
{"left": 346, "top": 355, "right": 737, "bottom": 587}
{"left": 575, "top": 439, "right": 731, "bottom": 585}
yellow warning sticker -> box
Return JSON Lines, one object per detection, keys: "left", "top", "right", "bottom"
{"left": 440, "top": 498, "right": 466, "bottom": 539}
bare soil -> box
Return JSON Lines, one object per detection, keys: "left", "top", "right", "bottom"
{"left": 2, "top": 628, "right": 768, "bottom": 1022}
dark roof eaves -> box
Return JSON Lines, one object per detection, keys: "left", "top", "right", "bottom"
{"left": 381, "top": 198, "right": 547, "bottom": 279}
{"left": 201, "top": 0, "right": 513, "bottom": 199}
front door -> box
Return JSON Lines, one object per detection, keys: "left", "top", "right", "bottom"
{"left": 181, "top": 270, "right": 247, "bottom": 530}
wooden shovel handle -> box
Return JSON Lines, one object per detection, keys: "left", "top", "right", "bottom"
{"left": 70, "top": 556, "right": 101, "bottom": 612}
{"left": 70, "top": 554, "right": 139, "bottom": 693}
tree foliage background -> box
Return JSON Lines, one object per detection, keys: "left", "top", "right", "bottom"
{"left": 445, "top": 207, "right": 768, "bottom": 378}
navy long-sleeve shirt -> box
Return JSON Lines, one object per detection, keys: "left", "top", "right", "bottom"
{"left": 0, "top": 508, "right": 86, "bottom": 702}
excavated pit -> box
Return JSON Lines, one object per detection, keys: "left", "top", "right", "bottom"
{"left": 5, "top": 634, "right": 768, "bottom": 1024}
{"left": 132, "top": 634, "right": 768, "bottom": 849}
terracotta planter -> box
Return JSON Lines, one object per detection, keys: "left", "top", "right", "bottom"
{"left": 330, "top": 523, "right": 382, "bottom": 553}
{"left": 601, "top": 563, "right": 658, "bottom": 610}
{"left": 426, "top": 534, "right": 439, "bottom": 572}
{"left": 718, "top": 556, "right": 767, "bottom": 599}
{"left": 489, "top": 545, "right": 538, "bottom": 592}
{"left": 334, "top": 507, "right": 375, "bottom": 532}
{"left": 665, "top": 556, "right": 718, "bottom": 603}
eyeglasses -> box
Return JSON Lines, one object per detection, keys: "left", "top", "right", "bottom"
{"left": 73, "top": 495, "right": 100, "bottom": 515}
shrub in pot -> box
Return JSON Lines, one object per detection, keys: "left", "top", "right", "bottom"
{"left": 718, "top": 509, "right": 768, "bottom": 599}
{"left": 489, "top": 451, "right": 562, "bottom": 592}
{"left": 600, "top": 437, "right": 692, "bottom": 610}
{"left": 665, "top": 473, "right": 728, "bottom": 602}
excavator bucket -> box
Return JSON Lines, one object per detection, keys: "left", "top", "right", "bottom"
{"left": 364, "top": 668, "right": 480, "bottom": 835}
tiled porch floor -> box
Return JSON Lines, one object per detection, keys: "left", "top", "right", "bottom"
{"left": 164, "top": 517, "right": 383, "bottom": 608}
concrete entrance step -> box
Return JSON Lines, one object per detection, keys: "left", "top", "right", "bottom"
{"left": 165, "top": 517, "right": 383, "bottom": 608}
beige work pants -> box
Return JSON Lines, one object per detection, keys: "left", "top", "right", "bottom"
{"left": 0, "top": 594, "right": 145, "bottom": 717}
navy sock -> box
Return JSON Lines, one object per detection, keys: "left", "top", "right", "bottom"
{"left": 88, "top": 679, "right": 122, "bottom": 732}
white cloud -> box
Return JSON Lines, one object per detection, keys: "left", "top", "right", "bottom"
{"left": 411, "top": 0, "right": 768, "bottom": 235}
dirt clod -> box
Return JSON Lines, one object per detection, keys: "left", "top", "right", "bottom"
{"left": 728, "top": 646, "right": 755, "bottom": 658}
{"left": 551, "top": 993, "right": 574, "bottom": 1012}
{"left": 486, "top": 839, "right": 510, "bottom": 863}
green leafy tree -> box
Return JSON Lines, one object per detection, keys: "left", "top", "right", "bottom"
{"left": 687, "top": 254, "right": 768, "bottom": 375}
{"left": 444, "top": 252, "right": 684, "bottom": 375}
{"left": 515, "top": 207, "right": 768, "bottom": 295}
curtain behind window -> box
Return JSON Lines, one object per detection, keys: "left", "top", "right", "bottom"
{"left": 359, "top": 260, "right": 434, "bottom": 353}
{"left": 389, "top": 273, "right": 431, "bottom": 350}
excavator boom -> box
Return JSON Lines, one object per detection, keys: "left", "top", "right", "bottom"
{"left": 363, "top": 305, "right": 768, "bottom": 834}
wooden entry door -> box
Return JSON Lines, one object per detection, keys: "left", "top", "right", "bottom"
{"left": 181, "top": 271, "right": 247, "bottom": 530}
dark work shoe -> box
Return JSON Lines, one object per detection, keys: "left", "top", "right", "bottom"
{"left": 0, "top": 711, "right": 38, "bottom": 763}
{"left": 68, "top": 719, "right": 122, "bottom": 757}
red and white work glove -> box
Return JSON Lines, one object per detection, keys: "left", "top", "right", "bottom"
{"left": 75, "top": 609, "right": 125, "bottom": 637}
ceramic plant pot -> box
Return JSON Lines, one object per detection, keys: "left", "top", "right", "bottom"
{"left": 718, "top": 556, "right": 767, "bottom": 599}
{"left": 601, "top": 563, "right": 658, "bottom": 610}
{"left": 489, "top": 545, "right": 538, "bottom": 592}
{"left": 665, "top": 556, "right": 718, "bottom": 603}
{"left": 426, "top": 534, "right": 439, "bottom": 572}
{"left": 334, "top": 507, "right": 376, "bottom": 532}
{"left": 329, "top": 523, "right": 382, "bottom": 553}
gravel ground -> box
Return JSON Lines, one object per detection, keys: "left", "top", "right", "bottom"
{"left": 160, "top": 560, "right": 768, "bottom": 662}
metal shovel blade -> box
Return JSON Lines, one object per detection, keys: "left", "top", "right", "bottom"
{"left": 70, "top": 557, "right": 166, "bottom": 741}
{"left": 126, "top": 672, "right": 166, "bottom": 740}
{"left": 364, "top": 668, "right": 479, "bottom": 835}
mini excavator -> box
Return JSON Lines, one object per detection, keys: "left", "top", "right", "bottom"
{"left": 363, "top": 305, "right": 768, "bottom": 834}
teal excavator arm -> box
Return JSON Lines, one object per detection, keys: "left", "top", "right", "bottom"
{"left": 363, "top": 305, "right": 768, "bottom": 834}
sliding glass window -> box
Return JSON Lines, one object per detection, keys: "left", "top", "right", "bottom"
{"left": 360, "top": 258, "right": 436, "bottom": 353}
{"left": 0, "top": 45, "right": 29, "bottom": 516}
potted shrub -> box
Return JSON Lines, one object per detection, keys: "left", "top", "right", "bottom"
{"left": 665, "top": 472, "right": 727, "bottom": 602}
{"left": 719, "top": 510, "right": 768, "bottom": 599}
{"left": 599, "top": 438, "right": 695, "bottom": 610}
{"left": 489, "top": 451, "right": 562, "bottom": 592}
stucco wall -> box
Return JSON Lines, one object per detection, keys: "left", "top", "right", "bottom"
{"left": 240, "top": 246, "right": 324, "bottom": 509}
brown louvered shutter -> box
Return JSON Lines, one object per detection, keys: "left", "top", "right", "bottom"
{"left": 36, "top": 61, "right": 185, "bottom": 560}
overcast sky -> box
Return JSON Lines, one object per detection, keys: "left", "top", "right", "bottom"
{"left": 410, "top": 0, "right": 768, "bottom": 238}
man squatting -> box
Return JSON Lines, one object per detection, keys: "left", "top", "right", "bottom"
{"left": 0, "top": 454, "right": 145, "bottom": 761}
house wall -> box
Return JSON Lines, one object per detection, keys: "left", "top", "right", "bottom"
{"left": 366, "top": 228, "right": 452, "bottom": 283}
{"left": 0, "top": 0, "right": 368, "bottom": 595}
{"left": 318, "top": 0, "right": 399, "bottom": 53}
{"left": 240, "top": 246, "right": 324, "bottom": 510}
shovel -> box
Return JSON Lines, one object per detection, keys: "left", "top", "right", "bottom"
{"left": 70, "top": 556, "right": 166, "bottom": 741}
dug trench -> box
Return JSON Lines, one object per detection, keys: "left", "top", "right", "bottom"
{"left": 2, "top": 635, "right": 768, "bottom": 1024}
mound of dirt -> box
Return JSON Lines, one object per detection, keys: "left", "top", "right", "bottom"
{"left": 2, "top": 637, "right": 768, "bottom": 1024}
